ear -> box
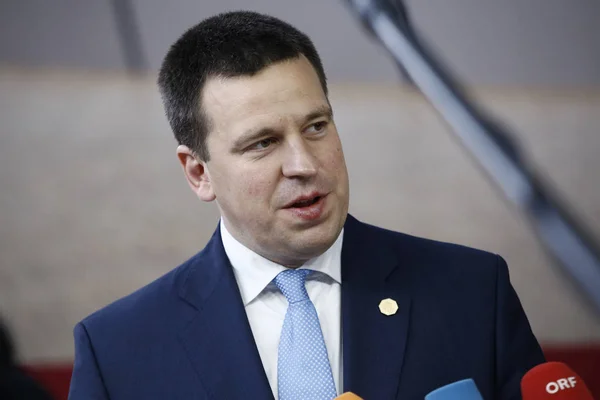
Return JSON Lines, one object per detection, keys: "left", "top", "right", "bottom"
{"left": 176, "top": 145, "right": 216, "bottom": 202}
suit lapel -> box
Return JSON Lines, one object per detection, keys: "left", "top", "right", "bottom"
{"left": 342, "top": 215, "right": 412, "bottom": 399}
{"left": 176, "top": 227, "right": 273, "bottom": 399}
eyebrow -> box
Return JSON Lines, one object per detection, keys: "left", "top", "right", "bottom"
{"left": 231, "top": 127, "right": 278, "bottom": 152}
{"left": 302, "top": 104, "right": 333, "bottom": 124}
{"left": 231, "top": 104, "right": 333, "bottom": 151}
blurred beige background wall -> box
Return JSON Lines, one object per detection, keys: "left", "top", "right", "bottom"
{"left": 1, "top": 0, "right": 599, "bottom": 85}
{"left": 1, "top": 71, "right": 599, "bottom": 362}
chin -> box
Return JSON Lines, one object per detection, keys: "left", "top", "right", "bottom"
{"left": 286, "top": 242, "right": 332, "bottom": 263}
{"left": 294, "top": 223, "right": 341, "bottom": 256}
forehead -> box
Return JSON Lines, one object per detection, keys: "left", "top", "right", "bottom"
{"left": 201, "top": 57, "right": 328, "bottom": 133}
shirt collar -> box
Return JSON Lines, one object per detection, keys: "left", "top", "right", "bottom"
{"left": 220, "top": 219, "right": 343, "bottom": 306}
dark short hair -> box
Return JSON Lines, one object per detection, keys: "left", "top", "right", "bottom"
{"left": 157, "top": 11, "right": 328, "bottom": 161}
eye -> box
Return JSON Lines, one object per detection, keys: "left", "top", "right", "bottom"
{"left": 306, "top": 121, "right": 328, "bottom": 135}
{"left": 251, "top": 138, "right": 277, "bottom": 150}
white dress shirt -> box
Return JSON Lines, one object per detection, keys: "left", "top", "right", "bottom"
{"left": 220, "top": 220, "right": 343, "bottom": 399}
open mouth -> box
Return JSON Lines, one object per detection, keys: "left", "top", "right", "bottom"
{"left": 289, "top": 195, "right": 322, "bottom": 208}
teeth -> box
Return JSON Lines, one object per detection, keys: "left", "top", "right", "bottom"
{"left": 294, "top": 197, "right": 318, "bottom": 207}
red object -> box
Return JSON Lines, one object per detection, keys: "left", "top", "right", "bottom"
{"left": 20, "top": 345, "right": 600, "bottom": 400}
{"left": 521, "top": 361, "right": 594, "bottom": 399}
{"left": 21, "top": 363, "right": 73, "bottom": 400}
{"left": 545, "top": 345, "right": 600, "bottom": 399}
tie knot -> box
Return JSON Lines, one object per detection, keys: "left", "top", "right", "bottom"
{"left": 274, "top": 269, "right": 312, "bottom": 304}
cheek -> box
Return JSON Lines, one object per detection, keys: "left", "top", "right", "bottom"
{"left": 239, "top": 172, "right": 277, "bottom": 200}
{"left": 322, "top": 138, "right": 347, "bottom": 173}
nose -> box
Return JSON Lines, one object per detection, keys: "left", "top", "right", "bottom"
{"left": 281, "top": 136, "right": 319, "bottom": 179}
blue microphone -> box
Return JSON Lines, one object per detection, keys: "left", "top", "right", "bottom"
{"left": 425, "top": 378, "right": 483, "bottom": 400}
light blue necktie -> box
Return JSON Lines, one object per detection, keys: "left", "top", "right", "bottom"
{"left": 274, "top": 269, "right": 337, "bottom": 400}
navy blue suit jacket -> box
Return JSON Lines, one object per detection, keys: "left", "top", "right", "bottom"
{"left": 68, "top": 214, "right": 545, "bottom": 399}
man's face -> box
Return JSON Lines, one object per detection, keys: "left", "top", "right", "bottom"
{"left": 183, "top": 56, "right": 349, "bottom": 267}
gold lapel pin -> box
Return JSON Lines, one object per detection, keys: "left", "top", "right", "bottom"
{"left": 379, "top": 298, "right": 398, "bottom": 316}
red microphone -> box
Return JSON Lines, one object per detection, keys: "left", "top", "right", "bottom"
{"left": 521, "top": 362, "right": 594, "bottom": 399}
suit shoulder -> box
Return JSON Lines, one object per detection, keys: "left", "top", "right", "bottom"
{"left": 361, "top": 219, "right": 496, "bottom": 256}
{"left": 357, "top": 218, "right": 503, "bottom": 275}
{"left": 79, "top": 251, "right": 200, "bottom": 333}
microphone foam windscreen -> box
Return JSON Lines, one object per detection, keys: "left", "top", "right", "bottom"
{"left": 425, "top": 378, "right": 483, "bottom": 400}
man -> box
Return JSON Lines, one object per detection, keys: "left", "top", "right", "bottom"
{"left": 68, "top": 11, "right": 545, "bottom": 400}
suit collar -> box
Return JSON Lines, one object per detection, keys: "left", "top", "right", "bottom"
{"left": 177, "top": 226, "right": 274, "bottom": 399}
{"left": 341, "top": 214, "right": 412, "bottom": 399}
{"left": 341, "top": 214, "right": 400, "bottom": 282}
{"left": 175, "top": 214, "right": 412, "bottom": 399}
{"left": 220, "top": 219, "right": 344, "bottom": 306}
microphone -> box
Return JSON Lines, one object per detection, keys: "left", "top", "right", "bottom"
{"left": 521, "top": 362, "right": 594, "bottom": 399}
{"left": 425, "top": 378, "right": 483, "bottom": 400}
{"left": 335, "top": 393, "right": 363, "bottom": 399}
